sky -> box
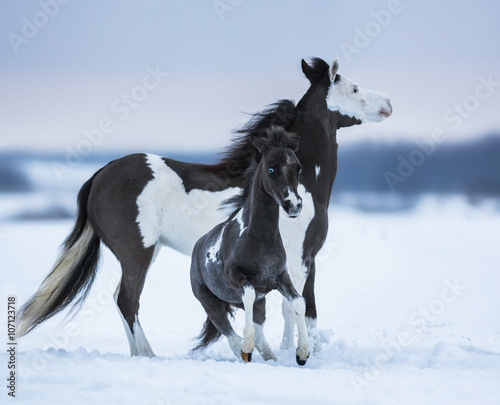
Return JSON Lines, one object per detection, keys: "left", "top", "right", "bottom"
{"left": 1, "top": 0, "right": 499, "bottom": 154}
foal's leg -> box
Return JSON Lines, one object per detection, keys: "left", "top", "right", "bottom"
{"left": 240, "top": 286, "right": 256, "bottom": 362}
{"left": 192, "top": 280, "right": 242, "bottom": 359}
{"left": 227, "top": 266, "right": 257, "bottom": 362}
{"left": 281, "top": 264, "right": 307, "bottom": 350}
{"left": 276, "top": 270, "right": 310, "bottom": 366}
{"left": 253, "top": 298, "right": 278, "bottom": 361}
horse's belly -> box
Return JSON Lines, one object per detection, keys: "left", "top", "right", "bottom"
{"left": 136, "top": 154, "right": 241, "bottom": 256}
{"left": 279, "top": 184, "right": 315, "bottom": 292}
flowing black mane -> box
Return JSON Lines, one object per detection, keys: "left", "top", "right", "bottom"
{"left": 309, "top": 57, "right": 330, "bottom": 76}
{"left": 222, "top": 126, "right": 299, "bottom": 211}
{"left": 207, "top": 99, "right": 297, "bottom": 174}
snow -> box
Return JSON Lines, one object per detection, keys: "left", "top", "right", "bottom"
{"left": 1, "top": 196, "right": 500, "bottom": 404}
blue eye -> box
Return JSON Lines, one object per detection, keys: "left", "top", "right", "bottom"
{"left": 299, "top": 167, "right": 303, "bottom": 174}
{"left": 268, "top": 168, "right": 274, "bottom": 174}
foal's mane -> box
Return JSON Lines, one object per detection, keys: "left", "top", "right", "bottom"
{"left": 202, "top": 99, "right": 297, "bottom": 174}
{"left": 222, "top": 126, "right": 299, "bottom": 211}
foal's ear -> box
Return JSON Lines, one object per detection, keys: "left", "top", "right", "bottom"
{"left": 289, "top": 133, "right": 300, "bottom": 153}
{"left": 301, "top": 59, "right": 317, "bottom": 83}
{"left": 251, "top": 135, "right": 267, "bottom": 154}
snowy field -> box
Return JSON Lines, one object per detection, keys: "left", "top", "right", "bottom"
{"left": 1, "top": 196, "right": 500, "bottom": 404}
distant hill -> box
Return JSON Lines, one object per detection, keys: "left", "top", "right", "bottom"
{"left": 1, "top": 134, "right": 499, "bottom": 196}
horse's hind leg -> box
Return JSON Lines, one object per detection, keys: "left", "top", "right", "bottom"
{"left": 114, "top": 244, "right": 156, "bottom": 357}
{"left": 86, "top": 153, "right": 159, "bottom": 356}
{"left": 253, "top": 298, "right": 277, "bottom": 361}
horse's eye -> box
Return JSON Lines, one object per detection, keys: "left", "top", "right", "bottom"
{"left": 268, "top": 168, "right": 274, "bottom": 174}
{"left": 353, "top": 86, "right": 359, "bottom": 94}
{"left": 298, "top": 167, "right": 303, "bottom": 174}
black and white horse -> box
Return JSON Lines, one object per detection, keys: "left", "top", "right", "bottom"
{"left": 191, "top": 126, "right": 309, "bottom": 365}
{"left": 17, "top": 57, "right": 392, "bottom": 357}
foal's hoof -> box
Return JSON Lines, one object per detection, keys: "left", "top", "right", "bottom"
{"left": 296, "top": 354, "right": 307, "bottom": 366}
{"left": 241, "top": 350, "right": 252, "bottom": 363}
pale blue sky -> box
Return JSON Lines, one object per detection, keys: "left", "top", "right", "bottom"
{"left": 1, "top": 0, "right": 499, "bottom": 153}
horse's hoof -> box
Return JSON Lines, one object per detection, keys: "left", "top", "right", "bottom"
{"left": 241, "top": 350, "right": 252, "bottom": 363}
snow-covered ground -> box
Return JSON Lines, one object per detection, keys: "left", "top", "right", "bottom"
{"left": 1, "top": 196, "right": 500, "bottom": 404}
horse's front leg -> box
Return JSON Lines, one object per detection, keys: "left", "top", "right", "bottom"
{"left": 227, "top": 267, "right": 255, "bottom": 362}
{"left": 276, "top": 270, "right": 310, "bottom": 366}
{"left": 302, "top": 259, "right": 321, "bottom": 353}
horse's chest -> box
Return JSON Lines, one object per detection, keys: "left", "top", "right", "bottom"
{"left": 278, "top": 183, "right": 315, "bottom": 289}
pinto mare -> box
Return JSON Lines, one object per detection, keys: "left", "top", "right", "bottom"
{"left": 191, "top": 126, "right": 309, "bottom": 365}
{"left": 17, "top": 58, "right": 392, "bottom": 357}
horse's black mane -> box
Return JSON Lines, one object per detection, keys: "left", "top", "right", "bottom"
{"left": 215, "top": 99, "right": 297, "bottom": 172}
{"left": 222, "top": 126, "right": 299, "bottom": 212}
{"left": 309, "top": 57, "right": 330, "bottom": 76}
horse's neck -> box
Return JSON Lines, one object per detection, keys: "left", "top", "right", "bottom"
{"left": 295, "top": 113, "right": 339, "bottom": 204}
{"left": 244, "top": 172, "right": 280, "bottom": 242}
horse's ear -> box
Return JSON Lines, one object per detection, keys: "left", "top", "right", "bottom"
{"left": 329, "top": 60, "right": 339, "bottom": 82}
{"left": 252, "top": 135, "right": 267, "bottom": 154}
{"left": 301, "top": 59, "right": 317, "bottom": 83}
{"left": 289, "top": 133, "right": 300, "bottom": 153}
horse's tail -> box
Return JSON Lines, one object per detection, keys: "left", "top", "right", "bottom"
{"left": 17, "top": 170, "right": 102, "bottom": 337}
{"left": 193, "top": 304, "right": 234, "bottom": 351}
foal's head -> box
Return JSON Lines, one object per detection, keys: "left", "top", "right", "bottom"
{"left": 252, "top": 126, "right": 302, "bottom": 218}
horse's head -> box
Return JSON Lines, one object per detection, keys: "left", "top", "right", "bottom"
{"left": 301, "top": 58, "right": 392, "bottom": 124}
{"left": 252, "top": 126, "right": 302, "bottom": 218}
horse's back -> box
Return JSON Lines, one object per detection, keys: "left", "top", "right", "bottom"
{"left": 86, "top": 153, "right": 241, "bottom": 256}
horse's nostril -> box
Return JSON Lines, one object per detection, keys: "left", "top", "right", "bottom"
{"left": 297, "top": 202, "right": 303, "bottom": 210}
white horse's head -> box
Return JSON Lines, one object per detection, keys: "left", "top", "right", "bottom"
{"left": 326, "top": 60, "right": 392, "bottom": 123}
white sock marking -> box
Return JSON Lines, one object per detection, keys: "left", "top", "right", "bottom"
{"left": 241, "top": 286, "right": 256, "bottom": 354}
{"left": 291, "top": 297, "right": 309, "bottom": 361}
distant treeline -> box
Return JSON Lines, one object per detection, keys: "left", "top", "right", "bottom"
{"left": 1, "top": 134, "right": 499, "bottom": 196}
{"left": 334, "top": 134, "right": 500, "bottom": 195}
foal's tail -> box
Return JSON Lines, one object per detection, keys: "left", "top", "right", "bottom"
{"left": 193, "top": 304, "right": 234, "bottom": 351}
{"left": 17, "top": 171, "right": 102, "bottom": 338}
